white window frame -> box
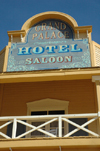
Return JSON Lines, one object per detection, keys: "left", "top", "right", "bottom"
{"left": 26, "top": 98, "right": 69, "bottom": 138}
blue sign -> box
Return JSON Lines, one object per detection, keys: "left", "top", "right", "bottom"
{"left": 7, "top": 19, "right": 91, "bottom": 71}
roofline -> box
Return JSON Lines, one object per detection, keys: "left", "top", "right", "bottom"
{"left": 0, "top": 67, "right": 100, "bottom": 83}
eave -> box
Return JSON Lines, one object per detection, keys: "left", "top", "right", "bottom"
{"left": 0, "top": 67, "right": 100, "bottom": 83}
{"left": 74, "top": 25, "right": 92, "bottom": 33}
{"left": 7, "top": 30, "right": 26, "bottom": 37}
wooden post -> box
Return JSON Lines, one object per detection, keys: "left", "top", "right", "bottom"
{"left": 77, "top": 30, "right": 79, "bottom": 39}
{"left": 95, "top": 81, "right": 100, "bottom": 135}
{"left": 11, "top": 35, "right": 13, "bottom": 43}
{"left": 86, "top": 30, "right": 89, "bottom": 38}
{"left": 12, "top": 118, "right": 17, "bottom": 138}
{"left": 92, "top": 76, "right": 100, "bottom": 135}
{"left": 20, "top": 34, "right": 23, "bottom": 42}
{"left": 58, "top": 116, "right": 62, "bottom": 137}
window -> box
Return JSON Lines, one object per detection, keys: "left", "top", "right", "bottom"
{"left": 26, "top": 98, "right": 69, "bottom": 138}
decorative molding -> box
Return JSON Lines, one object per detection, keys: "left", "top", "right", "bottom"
{"left": 92, "top": 76, "right": 100, "bottom": 82}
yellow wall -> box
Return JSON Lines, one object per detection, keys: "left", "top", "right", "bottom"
{"left": 0, "top": 79, "right": 98, "bottom": 137}
{"left": 0, "top": 79, "right": 96, "bottom": 116}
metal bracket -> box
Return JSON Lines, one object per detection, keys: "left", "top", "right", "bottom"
{"left": 20, "top": 34, "right": 23, "bottom": 42}
{"left": 59, "top": 146, "right": 61, "bottom": 151}
{"left": 9, "top": 148, "right": 12, "bottom": 151}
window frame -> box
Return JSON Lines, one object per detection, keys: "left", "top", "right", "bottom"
{"left": 26, "top": 98, "right": 69, "bottom": 138}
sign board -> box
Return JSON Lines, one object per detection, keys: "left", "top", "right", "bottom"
{"left": 7, "top": 19, "right": 91, "bottom": 72}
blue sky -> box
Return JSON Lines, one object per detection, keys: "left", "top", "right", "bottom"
{"left": 0, "top": 0, "right": 100, "bottom": 51}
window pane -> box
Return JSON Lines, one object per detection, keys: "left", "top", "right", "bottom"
{"left": 69, "top": 118, "right": 88, "bottom": 136}
{"left": 31, "top": 111, "right": 47, "bottom": 115}
{"left": 31, "top": 121, "right": 45, "bottom": 136}
{"left": 49, "top": 110, "right": 65, "bottom": 115}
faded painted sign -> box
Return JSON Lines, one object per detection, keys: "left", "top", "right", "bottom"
{"left": 7, "top": 19, "right": 91, "bottom": 71}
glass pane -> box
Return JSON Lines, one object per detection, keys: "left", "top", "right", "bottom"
{"left": 49, "top": 110, "right": 65, "bottom": 115}
{"left": 31, "top": 130, "right": 45, "bottom": 136}
{"left": 31, "top": 111, "right": 47, "bottom": 115}
{"left": 31, "top": 121, "right": 45, "bottom": 137}
{"left": 50, "top": 121, "right": 58, "bottom": 127}
{"left": 49, "top": 127, "right": 64, "bottom": 136}
{"left": 32, "top": 122, "right": 45, "bottom": 128}
{"left": 50, "top": 121, "right": 64, "bottom": 127}
{"left": 69, "top": 118, "right": 88, "bottom": 136}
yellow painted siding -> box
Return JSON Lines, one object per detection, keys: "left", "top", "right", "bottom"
{"left": 1, "top": 79, "right": 96, "bottom": 116}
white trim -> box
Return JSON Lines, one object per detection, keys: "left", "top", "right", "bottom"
{"left": 92, "top": 76, "right": 100, "bottom": 82}
{"left": 0, "top": 113, "right": 99, "bottom": 139}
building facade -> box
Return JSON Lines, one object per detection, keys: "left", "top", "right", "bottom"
{"left": 0, "top": 11, "right": 100, "bottom": 151}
